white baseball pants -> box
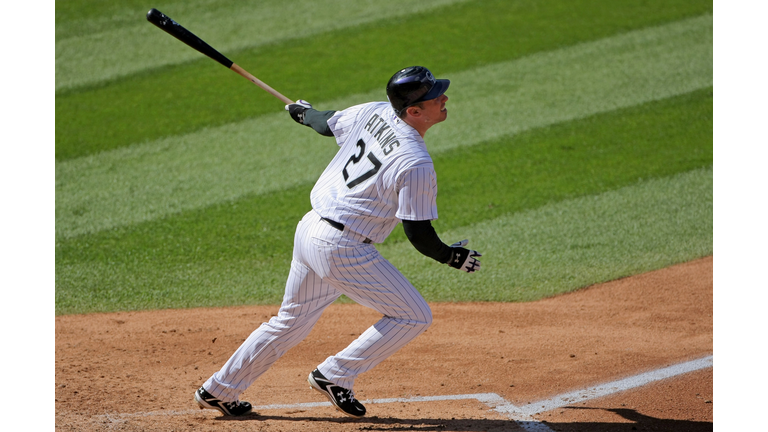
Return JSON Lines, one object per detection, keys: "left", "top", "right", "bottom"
{"left": 203, "top": 209, "right": 432, "bottom": 401}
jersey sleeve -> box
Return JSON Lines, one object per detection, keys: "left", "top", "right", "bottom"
{"left": 327, "top": 103, "right": 368, "bottom": 148}
{"left": 395, "top": 166, "right": 439, "bottom": 221}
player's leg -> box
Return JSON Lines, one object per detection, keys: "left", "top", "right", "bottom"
{"left": 201, "top": 212, "right": 341, "bottom": 402}
{"left": 315, "top": 242, "right": 432, "bottom": 391}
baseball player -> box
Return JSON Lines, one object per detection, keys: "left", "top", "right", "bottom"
{"left": 194, "top": 66, "right": 482, "bottom": 418}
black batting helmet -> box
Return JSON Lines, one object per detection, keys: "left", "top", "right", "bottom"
{"left": 386, "top": 66, "right": 450, "bottom": 117}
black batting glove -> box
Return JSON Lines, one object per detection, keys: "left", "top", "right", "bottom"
{"left": 446, "top": 239, "right": 482, "bottom": 273}
{"left": 285, "top": 99, "right": 313, "bottom": 125}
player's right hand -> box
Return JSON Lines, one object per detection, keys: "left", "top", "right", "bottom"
{"left": 447, "top": 239, "right": 482, "bottom": 273}
{"left": 285, "top": 99, "right": 313, "bottom": 125}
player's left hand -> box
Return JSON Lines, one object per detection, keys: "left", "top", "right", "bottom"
{"left": 285, "top": 100, "right": 313, "bottom": 124}
{"left": 447, "top": 239, "right": 482, "bottom": 273}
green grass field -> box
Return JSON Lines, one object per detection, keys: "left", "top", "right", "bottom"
{"left": 55, "top": 0, "right": 712, "bottom": 315}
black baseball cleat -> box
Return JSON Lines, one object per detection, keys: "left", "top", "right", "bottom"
{"left": 308, "top": 369, "right": 366, "bottom": 418}
{"left": 194, "top": 386, "right": 253, "bottom": 416}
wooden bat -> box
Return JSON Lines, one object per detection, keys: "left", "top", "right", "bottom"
{"left": 146, "top": 8, "right": 292, "bottom": 105}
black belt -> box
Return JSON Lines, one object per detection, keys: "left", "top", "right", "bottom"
{"left": 320, "top": 217, "right": 372, "bottom": 244}
{"left": 320, "top": 217, "right": 345, "bottom": 231}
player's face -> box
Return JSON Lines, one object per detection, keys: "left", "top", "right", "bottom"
{"left": 422, "top": 94, "right": 449, "bottom": 124}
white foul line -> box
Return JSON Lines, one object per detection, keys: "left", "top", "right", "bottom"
{"left": 490, "top": 355, "right": 713, "bottom": 431}
{"left": 500, "top": 355, "right": 713, "bottom": 417}
{"left": 94, "top": 355, "right": 712, "bottom": 432}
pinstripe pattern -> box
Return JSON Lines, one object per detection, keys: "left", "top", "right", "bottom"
{"left": 203, "top": 101, "right": 439, "bottom": 403}
{"left": 312, "top": 102, "right": 439, "bottom": 242}
{"left": 204, "top": 210, "right": 432, "bottom": 399}
{"left": 205, "top": 213, "right": 343, "bottom": 401}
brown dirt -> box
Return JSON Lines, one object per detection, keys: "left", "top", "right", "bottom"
{"left": 55, "top": 256, "right": 713, "bottom": 431}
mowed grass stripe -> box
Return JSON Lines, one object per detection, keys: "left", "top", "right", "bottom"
{"left": 55, "top": 169, "right": 712, "bottom": 314}
{"left": 55, "top": 15, "right": 713, "bottom": 239}
{"left": 384, "top": 167, "right": 713, "bottom": 303}
{"left": 55, "top": 0, "right": 470, "bottom": 91}
{"left": 55, "top": 89, "right": 712, "bottom": 314}
{"left": 422, "top": 13, "right": 712, "bottom": 154}
{"left": 55, "top": 0, "right": 713, "bottom": 160}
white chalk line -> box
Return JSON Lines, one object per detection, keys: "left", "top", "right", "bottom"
{"left": 494, "top": 355, "right": 713, "bottom": 432}
{"left": 95, "top": 354, "right": 712, "bottom": 431}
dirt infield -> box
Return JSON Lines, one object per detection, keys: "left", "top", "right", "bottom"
{"left": 55, "top": 256, "right": 712, "bottom": 431}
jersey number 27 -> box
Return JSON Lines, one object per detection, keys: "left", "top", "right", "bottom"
{"left": 342, "top": 139, "right": 382, "bottom": 188}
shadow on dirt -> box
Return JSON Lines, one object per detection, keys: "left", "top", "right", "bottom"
{"left": 216, "top": 413, "right": 518, "bottom": 431}
{"left": 214, "top": 407, "right": 713, "bottom": 431}
{"left": 538, "top": 407, "right": 713, "bottom": 432}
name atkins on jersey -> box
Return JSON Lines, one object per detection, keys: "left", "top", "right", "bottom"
{"left": 363, "top": 113, "right": 400, "bottom": 156}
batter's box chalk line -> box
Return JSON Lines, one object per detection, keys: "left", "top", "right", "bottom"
{"left": 94, "top": 355, "right": 712, "bottom": 431}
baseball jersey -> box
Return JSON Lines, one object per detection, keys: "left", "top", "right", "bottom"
{"left": 310, "top": 102, "right": 439, "bottom": 243}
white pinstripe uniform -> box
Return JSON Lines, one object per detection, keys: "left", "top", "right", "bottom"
{"left": 204, "top": 101, "right": 437, "bottom": 401}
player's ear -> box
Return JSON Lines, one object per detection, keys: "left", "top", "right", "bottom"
{"left": 406, "top": 105, "right": 421, "bottom": 118}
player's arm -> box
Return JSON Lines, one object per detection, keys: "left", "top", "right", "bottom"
{"left": 402, "top": 219, "right": 482, "bottom": 273}
{"left": 285, "top": 100, "right": 336, "bottom": 137}
{"left": 397, "top": 166, "right": 482, "bottom": 273}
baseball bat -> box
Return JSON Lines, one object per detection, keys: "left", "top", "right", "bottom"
{"left": 146, "top": 8, "right": 293, "bottom": 105}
